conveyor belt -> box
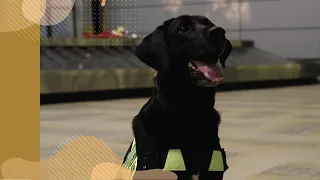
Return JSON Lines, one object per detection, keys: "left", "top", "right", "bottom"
{"left": 40, "top": 47, "right": 146, "bottom": 70}
{"left": 40, "top": 41, "right": 319, "bottom": 94}
{"left": 291, "top": 58, "right": 320, "bottom": 68}
{"left": 40, "top": 47, "right": 293, "bottom": 70}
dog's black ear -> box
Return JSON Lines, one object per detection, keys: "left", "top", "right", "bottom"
{"left": 219, "top": 40, "right": 232, "bottom": 68}
{"left": 135, "top": 20, "right": 172, "bottom": 72}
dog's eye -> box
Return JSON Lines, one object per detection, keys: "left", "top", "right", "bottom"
{"left": 178, "top": 26, "right": 191, "bottom": 34}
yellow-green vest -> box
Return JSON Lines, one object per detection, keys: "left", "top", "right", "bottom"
{"left": 123, "top": 139, "right": 226, "bottom": 172}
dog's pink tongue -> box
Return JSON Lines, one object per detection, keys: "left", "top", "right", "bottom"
{"left": 193, "top": 61, "right": 223, "bottom": 82}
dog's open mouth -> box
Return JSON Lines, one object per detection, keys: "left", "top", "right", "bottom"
{"left": 188, "top": 61, "right": 223, "bottom": 85}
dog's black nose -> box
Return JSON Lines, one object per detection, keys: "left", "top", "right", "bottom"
{"left": 207, "top": 26, "right": 226, "bottom": 39}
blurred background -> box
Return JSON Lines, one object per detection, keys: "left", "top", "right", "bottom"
{"left": 40, "top": 0, "right": 320, "bottom": 179}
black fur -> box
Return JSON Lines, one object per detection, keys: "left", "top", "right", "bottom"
{"left": 125, "top": 15, "right": 232, "bottom": 180}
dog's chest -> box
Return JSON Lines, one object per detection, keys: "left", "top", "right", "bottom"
{"left": 169, "top": 114, "right": 215, "bottom": 127}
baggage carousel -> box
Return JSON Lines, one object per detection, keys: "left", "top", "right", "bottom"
{"left": 40, "top": 38, "right": 319, "bottom": 94}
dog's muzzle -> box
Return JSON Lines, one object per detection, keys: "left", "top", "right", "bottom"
{"left": 205, "top": 26, "right": 228, "bottom": 62}
{"left": 206, "top": 27, "right": 226, "bottom": 42}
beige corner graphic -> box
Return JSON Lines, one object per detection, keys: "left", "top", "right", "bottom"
{"left": 0, "top": 0, "right": 75, "bottom": 40}
{"left": 1, "top": 135, "right": 177, "bottom": 180}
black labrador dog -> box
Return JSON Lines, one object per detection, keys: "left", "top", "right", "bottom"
{"left": 123, "top": 15, "right": 232, "bottom": 180}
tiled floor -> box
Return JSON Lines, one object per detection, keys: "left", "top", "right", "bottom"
{"left": 40, "top": 84, "right": 320, "bottom": 180}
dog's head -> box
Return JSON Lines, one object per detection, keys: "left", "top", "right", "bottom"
{"left": 135, "top": 15, "right": 232, "bottom": 87}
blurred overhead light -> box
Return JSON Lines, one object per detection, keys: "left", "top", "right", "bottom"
{"left": 164, "top": 0, "right": 182, "bottom": 14}
{"left": 210, "top": 0, "right": 251, "bottom": 23}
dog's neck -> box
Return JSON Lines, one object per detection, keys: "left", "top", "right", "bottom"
{"left": 154, "top": 73, "right": 216, "bottom": 113}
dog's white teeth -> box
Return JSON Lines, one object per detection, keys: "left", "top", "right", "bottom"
{"left": 189, "top": 62, "right": 199, "bottom": 70}
{"left": 188, "top": 62, "right": 198, "bottom": 71}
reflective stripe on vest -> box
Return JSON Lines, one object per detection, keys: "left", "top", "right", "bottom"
{"left": 123, "top": 139, "right": 138, "bottom": 172}
{"left": 163, "top": 149, "right": 224, "bottom": 171}
{"left": 163, "top": 149, "right": 186, "bottom": 171}
{"left": 208, "top": 150, "right": 224, "bottom": 171}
